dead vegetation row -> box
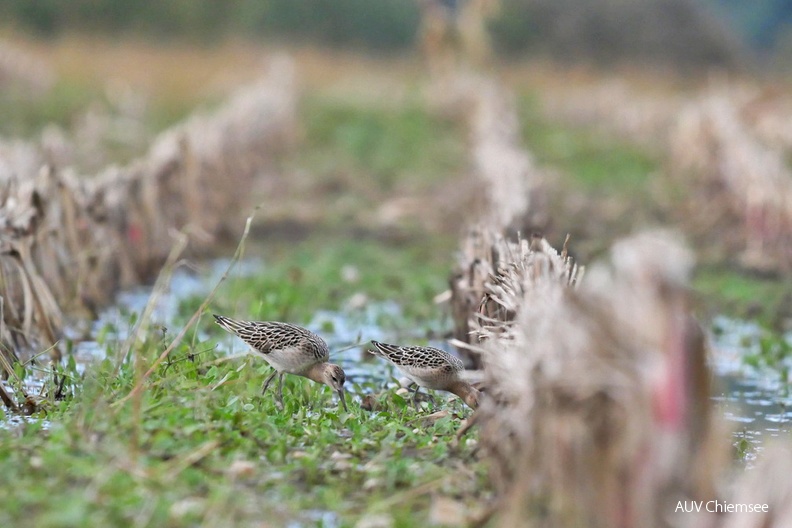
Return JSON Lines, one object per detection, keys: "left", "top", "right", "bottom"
{"left": 463, "top": 226, "right": 792, "bottom": 527}
{"left": 0, "top": 56, "right": 295, "bottom": 366}
{"left": 429, "top": 72, "right": 555, "bottom": 368}
{"left": 541, "top": 78, "right": 792, "bottom": 273}
{"left": 473, "top": 231, "right": 725, "bottom": 527}
{"left": 443, "top": 70, "right": 792, "bottom": 526}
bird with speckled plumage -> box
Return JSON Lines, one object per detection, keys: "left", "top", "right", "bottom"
{"left": 369, "top": 340, "right": 480, "bottom": 409}
{"left": 213, "top": 314, "right": 347, "bottom": 412}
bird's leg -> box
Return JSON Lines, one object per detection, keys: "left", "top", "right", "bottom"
{"left": 410, "top": 384, "right": 422, "bottom": 410}
{"left": 276, "top": 372, "right": 285, "bottom": 410}
{"left": 427, "top": 391, "right": 437, "bottom": 408}
{"left": 408, "top": 384, "right": 436, "bottom": 410}
{"left": 261, "top": 370, "right": 277, "bottom": 395}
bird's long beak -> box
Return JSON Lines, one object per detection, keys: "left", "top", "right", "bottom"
{"left": 338, "top": 389, "right": 349, "bottom": 413}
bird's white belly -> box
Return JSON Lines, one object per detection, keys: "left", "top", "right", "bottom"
{"left": 396, "top": 366, "right": 451, "bottom": 390}
{"left": 256, "top": 346, "right": 320, "bottom": 374}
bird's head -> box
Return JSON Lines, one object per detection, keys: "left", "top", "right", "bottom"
{"left": 322, "top": 363, "right": 348, "bottom": 412}
{"left": 463, "top": 386, "right": 481, "bottom": 410}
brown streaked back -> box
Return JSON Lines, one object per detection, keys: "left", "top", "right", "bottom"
{"left": 213, "top": 314, "right": 329, "bottom": 362}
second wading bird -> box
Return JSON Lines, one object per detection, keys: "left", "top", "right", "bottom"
{"left": 369, "top": 340, "right": 480, "bottom": 409}
{"left": 213, "top": 315, "right": 348, "bottom": 412}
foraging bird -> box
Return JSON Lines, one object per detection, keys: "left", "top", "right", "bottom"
{"left": 369, "top": 340, "right": 480, "bottom": 409}
{"left": 213, "top": 315, "right": 348, "bottom": 412}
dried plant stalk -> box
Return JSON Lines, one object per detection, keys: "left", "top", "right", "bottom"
{"left": 476, "top": 231, "right": 725, "bottom": 528}
{"left": 0, "top": 57, "right": 295, "bottom": 373}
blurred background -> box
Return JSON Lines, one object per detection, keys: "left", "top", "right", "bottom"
{"left": 2, "top": 0, "right": 791, "bottom": 348}
{"left": 1, "top": 0, "right": 790, "bottom": 333}
{"left": 1, "top": 0, "right": 790, "bottom": 66}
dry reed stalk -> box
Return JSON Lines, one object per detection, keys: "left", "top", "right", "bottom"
{"left": 475, "top": 231, "right": 725, "bottom": 528}
{"left": 537, "top": 76, "right": 792, "bottom": 273}
{"left": 449, "top": 228, "right": 581, "bottom": 369}
{"left": 0, "top": 138, "right": 48, "bottom": 182}
{"left": 539, "top": 79, "right": 681, "bottom": 151}
{"left": 0, "top": 57, "right": 295, "bottom": 379}
{"left": 741, "top": 86, "right": 792, "bottom": 152}
{"left": 427, "top": 73, "right": 543, "bottom": 231}
{"left": 435, "top": 73, "right": 551, "bottom": 366}
{"left": 0, "top": 317, "right": 20, "bottom": 410}
{"left": 670, "top": 91, "right": 792, "bottom": 272}
{"left": 436, "top": 61, "right": 789, "bottom": 528}
{"left": 0, "top": 382, "right": 16, "bottom": 411}
{"left": 0, "top": 324, "right": 31, "bottom": 412}
{"left": 114, "top": 210, "right": 256, "bottom": 408}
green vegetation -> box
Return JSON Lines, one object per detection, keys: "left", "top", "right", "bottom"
{"left": 0, "top": 73, "right": 481, "bottom": 526}
{"left": 693, "top": 267, "right": 792, "bottom": 326}
{"left": 711, "top": 313, "right": 792, "bottom": 379}
{"left": 514, "top": 92, "right": 666, "bottom": 261}
{"left": 0, "top": 79, "right": 98, "bottom": 137}
{"left": 300, "top": 96, "right": 465, "bottom": 191}
{"left": 0, "top": 75, "right": 206, "bottom": 159}
{"left": 0, "top": 233, "right": 481, "bottom": 527}
{"left": 743, "top": 328, "right": 792, "bottom": 378}
{"left": 517, "top": 95, "right": 658, "bottom": 193}
{"left": 733, "top": 429, "right": 761, "bottom": 463}
{"left": 0, "top": 342, "right": 482, "bottom": 527}
{"left": 192, "top": 235, "right": 455, "bottom": 332}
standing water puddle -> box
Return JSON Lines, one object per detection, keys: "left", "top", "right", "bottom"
{"left": 710, "top": 316, "right": 792, "bottom": 464}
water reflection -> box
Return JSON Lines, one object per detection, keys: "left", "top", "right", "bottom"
{"left": 710, "top": 316, "right": 792, "bottom": 463}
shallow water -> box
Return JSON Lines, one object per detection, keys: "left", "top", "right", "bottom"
{"left": 4, "top": 261, "right": 792, "bottom": 458}
{"left": 710, "top": 316, "right": 792, "bottom": 463}
{"left": 286, "top": 510, "right": 340, "bottom": 528}
{"left": 0, "top": 257, "right": 416, "bottom": 417}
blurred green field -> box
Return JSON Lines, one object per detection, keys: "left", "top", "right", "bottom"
{"left": 1, "top": 33, "right": 783, "bottom": 351}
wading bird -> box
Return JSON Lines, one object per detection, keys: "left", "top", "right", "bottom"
{"left": 213, "top": 315, "right": 348, "bottom": 412}
{"left": 369, "top": 340, "right": 480, "bottom": 409}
